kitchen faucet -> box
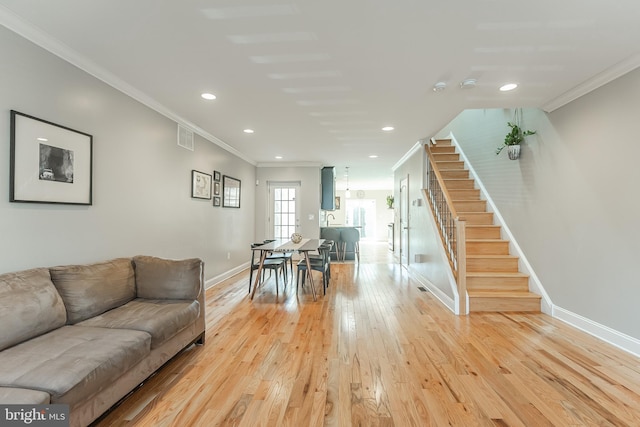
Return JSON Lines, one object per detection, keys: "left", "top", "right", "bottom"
{"left": 326, "top": 213, "right": 335, "bottom": 227}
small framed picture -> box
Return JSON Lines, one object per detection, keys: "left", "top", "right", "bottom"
{"left": 213, "top": 170, "right": 221, "bottom": 182}
{"left": 213, "top": 196, "right": 221, "bottom": 207}
{"left": 191, "top": 170, "right": 212, "bottom": 199}
{"left": 214, "top": 181, "right": 221, "bottom": 196}
{"left": 335, "top": 196, "right": 341, "bottom": 210}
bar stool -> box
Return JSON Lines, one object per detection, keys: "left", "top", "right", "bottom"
{"left": 340, "top": 228, "right": 360, "bottom": 262}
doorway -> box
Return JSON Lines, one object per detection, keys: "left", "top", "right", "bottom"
{"left": 268, "top": 182, "right": 301, "bottom": 240}
{"left": 344, "top": 198, "right": 376, "bottom": 240}
{"left": 399, "top": 176, "right": 409, "bottom": 267}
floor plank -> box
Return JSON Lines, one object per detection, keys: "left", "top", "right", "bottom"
{"left": 94, "top": 242, "right": 640, "bottom": 426}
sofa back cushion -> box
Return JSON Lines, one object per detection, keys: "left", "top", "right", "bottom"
{"left": 0, "top": 268, "right": 67, "bottom": 351}
{"left": 133, "top": 256, "right": 202, "bottom": 300}
{"left": 50, "top": 258, "right": 136, "bottom": 324}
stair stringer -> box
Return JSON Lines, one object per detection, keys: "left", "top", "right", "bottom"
{"left": 440, "top": 133, "right": 552, "bottom": 314}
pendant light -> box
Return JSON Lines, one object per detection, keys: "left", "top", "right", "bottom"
{"left": 345, "top": 167, "right": 351, "bottom": 198}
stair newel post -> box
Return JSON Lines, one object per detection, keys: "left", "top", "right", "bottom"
{"left": 455, "top": 217, "right": 467, "bottom": 315}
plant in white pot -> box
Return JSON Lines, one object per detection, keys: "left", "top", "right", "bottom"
{"left": 496, "top": 109, "right": 536, "bottom": 160}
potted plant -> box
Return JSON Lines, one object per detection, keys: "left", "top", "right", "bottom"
{"left": 386, "top": 195, "right": 394, "bottom": 209}
{"left": 496, "top": 109, "right": 536, "bottom": 160}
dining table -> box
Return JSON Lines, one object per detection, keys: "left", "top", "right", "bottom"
{"left": 250, "top": 238, "right": 325, "bottom": 301}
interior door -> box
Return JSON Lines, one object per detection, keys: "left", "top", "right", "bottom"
{"left": 268, "top": 182, "right": 301, "bottom": 240}
{"left": 400, "top": 176, "right": 409, "bottom": 267}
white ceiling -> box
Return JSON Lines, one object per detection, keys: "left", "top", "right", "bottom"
{"left": 1, "top": 0, "right": 639, "bottom": 190}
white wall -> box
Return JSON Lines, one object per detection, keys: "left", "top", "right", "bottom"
{"left": 0, "top": 26, "right": 256, "bottom": 281}
{"left": 255, "top": 166, "right": 321, "bottom": 241}
{"left": 435, "top": 67, "right": 640, "bottom": 340}
{"left": 393, "top": 149, "right": 455, "bottom": 301}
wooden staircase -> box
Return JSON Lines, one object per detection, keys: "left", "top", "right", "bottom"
{"left": 430, "top": 139, "right": 541, "bottom": 312}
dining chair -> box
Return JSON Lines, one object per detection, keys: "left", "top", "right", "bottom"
{"left": 249, "top": 243, "right": 286, "bottom": 295}
{"left": 320, "top": 227, "right": 342, "bottom": 261}
{"left": 263, "top": 239, "right": 293, "bottom": 281}
{"left": 307, "top": 240, "right": 334, "bottom": 283}
{"left": 296, "top": 242, "right": 331, "bottom": 295}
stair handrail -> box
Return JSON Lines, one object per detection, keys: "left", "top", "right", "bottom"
{"left": 424, "top": 140, "right": 467, "bottom": 314}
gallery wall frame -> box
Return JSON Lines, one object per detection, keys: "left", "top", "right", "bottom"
{"left": 213, "top": 170, "right": 221, "bottom": 182}
{"left": 213, "top": 196, "right": 221, "bottom": 207}
{"left": 213, "top": 181, "right": 221, "bottom": 196}
{"left": 10, "top": 110, "right": 93, "bottom": 205}
{"left": 191, "top": 170, "right": 212, "bottom": 200}
{"left": 222, "top": 175, "right": 241, "bottom": 208}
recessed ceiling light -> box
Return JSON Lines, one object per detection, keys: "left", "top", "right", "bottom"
{"left": 36, "top": 137, "right": 48, "bottom": 141}
{"left": 243, "top": 129, "right": 254, "bottom": 134}
{"left": 201, "top": 93, "right": 216, "bottom": 100}
{"left": 369, "top": 154, "right": 378, "bottom": 158}
{"left": 275, "top": 155, "right": 283, "bottom": 159}
{"left": 433, "top": 82, "right": 447, "bottom": 92}
{"left": 460, "top": 78, "right": 477, "bottom": 89}
{"left": 382, "top": 126, "right": 394, "bottom": 131}
{"left": 500, "top": 83, "right": 518, "bottom": 91}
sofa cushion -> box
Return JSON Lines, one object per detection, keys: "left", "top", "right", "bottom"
{"left": 76, "top": 299, "right": 200, "bottom": 349}
{"left": 133, "top": 256, "right": 201, "bottom": 300}
{"left": 0, "top": 268, "right": 66, "bottom": 351}
{"left": 50, "top": 258, "right": 136, "bottom": 324}
{"left": 0, "top": 387, "right": 50, "bottom": 404}
{"left": 0, "top": 326, "right": 150, "bottom": 405}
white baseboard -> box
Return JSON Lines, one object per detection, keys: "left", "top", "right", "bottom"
{"left": 205, "top": 262, "right": 249, "bottom": 289}
{"left": 409, "top": 267, "right": 456, "bottom": 313}
{"left": 552, "top": 306, "right": 640, "bottom": 358}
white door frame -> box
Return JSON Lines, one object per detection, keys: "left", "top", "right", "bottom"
{"left": 267, "top": 181, "right": 301, "bottom": 240}
{"left": 399, "top": 175, "right": 409, "bottom": 267}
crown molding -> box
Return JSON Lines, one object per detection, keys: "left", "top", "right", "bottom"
{"left": 542, "top": 53, "right": 640, "bottom": 113}
{"left": 0, "top": 6, "right": 256, "bottom": 166}
{"left": 392, "top": 139, "right": 427, "bottom": 171}
{"left": 256, "top": 161, "right": 323, "bottom": 168}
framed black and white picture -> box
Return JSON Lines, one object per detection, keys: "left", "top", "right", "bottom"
{"left": 213, "top": 181, "right": 221, "bottom": 196}
{"left": 222, "top": 175, "right": 241, "bottom": 208}
{"left": 191, "top": 170, "right": 212, "bottom": 199}
{"left": 10, "top": 110, "right": 93, "bottom": 205}
{"left": 213, "top": 196, "right": 221, "bottom": 207}
{"left": 213, "top": 170, "right": 221, "bottom": 182}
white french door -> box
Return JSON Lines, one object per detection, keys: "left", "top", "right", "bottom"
{"left": 268, "top": 182, "right": 301, "bottom": 240}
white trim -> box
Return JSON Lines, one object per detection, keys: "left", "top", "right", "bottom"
{"left": 204, "top": 262, "right": 249, "bottom": 289}
{"left": 445, "top": 132, "right": 553, "bottom": 315}
{"left": 409, "top": 267, "right": 456, "bottom": 313}
{"left": 257, "top": 162, "right": 322, "bottom": 168}
{"left": 392, "top": 140, "right": 425, "bottom": 171}
{"left": 0, "top": 7, "right": 256, "bottom": 166}
{"left": 553, "top": 306, "right": 640, "bottom": 358}
{"left": 542, "top": 53, "right": 640, "bottom": 112}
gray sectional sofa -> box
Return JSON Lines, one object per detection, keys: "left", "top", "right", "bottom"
{"left": 0, "top": 255, "right": 206, "bottom": 427}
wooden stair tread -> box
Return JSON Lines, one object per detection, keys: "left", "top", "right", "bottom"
{"left": 468, "top": 291, "right": 540, "bottom": 299}
{"left": 467, "top": 272, "right": 528, "bottom": 278}
{"left": 466, "top": 238, "right": 507, "bottom": 242}
{"left": 467, "top": 254, "right": 518, "bottom": 259}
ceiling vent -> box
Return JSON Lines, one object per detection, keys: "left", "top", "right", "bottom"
{"left": 177, "top": 124, "right": 194, "bottom": 151}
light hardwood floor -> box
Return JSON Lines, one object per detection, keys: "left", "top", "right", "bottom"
{"left": 95, "top": 242, "right": 640, "bottom": 426}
